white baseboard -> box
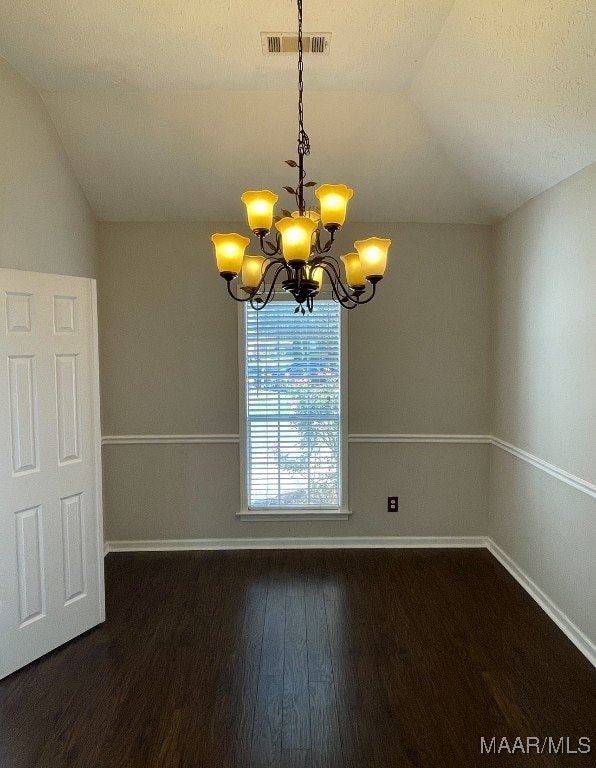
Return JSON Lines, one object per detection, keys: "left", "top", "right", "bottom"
{"left": 105, "top": 535, "right": 486, "bottom": 552}
{"left": 486, "top": 538, "right": 595, "bottom": 668}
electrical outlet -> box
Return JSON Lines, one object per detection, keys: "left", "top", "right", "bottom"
{"left": 387, "top": 496, "right": 398, "bottom": 512}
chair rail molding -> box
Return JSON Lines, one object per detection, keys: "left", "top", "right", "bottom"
{"left": 491, "top": 436, "right": 596, "bottom": 498}
{"left": 101, "top": 434, "right": 240, "bottom": 444}
{"left": 100, "top": 433, "right": 595, "bottom": 498}
{"left": 349, "top": 434, "right": 491, "bottom": 443}
{"left": 101, "top": 433, "right": 491, "bottom": 445}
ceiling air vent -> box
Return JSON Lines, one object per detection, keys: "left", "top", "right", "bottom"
{"left": 310, "top": 35, "right": 327, "bottom": 53}
{"left": 268, "top": 36, "right": 281, "bottom": 53}
{"left": 261, "top": 32, "right": 331, "bottom": 55}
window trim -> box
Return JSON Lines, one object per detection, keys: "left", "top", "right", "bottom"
{"left": 238, "top": 297, "right": 349, "bottom": 520}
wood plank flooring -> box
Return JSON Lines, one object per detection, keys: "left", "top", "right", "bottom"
{"left": 1, "top": 549, "right": 595, "bottom": 767}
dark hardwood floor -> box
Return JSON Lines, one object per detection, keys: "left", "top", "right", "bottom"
{"left": 1, "top": 549, "right": 595, "bottom": 768}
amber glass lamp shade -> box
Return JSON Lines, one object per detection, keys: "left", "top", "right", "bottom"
{"left": 315, "top": 184, "right": 354, "bottom": 229}
{"left": 241, "top": 255, "right": 265, "bottom": 290}
{"left": 311, "top": 266, "right": 324, "bottom": 290}
{"left": 354, "top": 237, "right": 390, "bottom": 279}
{"left": 211, "top": 233, "right": 250, "bottom": 276}
{"left": 340, "top": 253, "right": 366, "bottom": 289}
{"left": 292, "top": 209, "right": 320, "bottom": 244}
{"left": 241, "top": 190, "right": 278, "bottom": 233}
{"left": 275, "top": 216, "right": 317, "bottom": 265}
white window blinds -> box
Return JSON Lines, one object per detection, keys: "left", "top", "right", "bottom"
{"left": 245, "top": 300, "right": 341, "bottom": 509}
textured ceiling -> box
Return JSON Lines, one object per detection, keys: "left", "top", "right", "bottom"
{"left": 1, "top": 0, "right": 595, "bottom": 223}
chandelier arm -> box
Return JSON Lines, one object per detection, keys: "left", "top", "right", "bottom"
{"left": 260, "top": 256, "right": 285, "bottom": 281}
{"left": 321, "top": 258, "right": 375, "bottom": 305}
{"left": 333, "top": 287, "right": 358, "bottom": 309}
{"left": 311, "top": 253, "right": 341, "bottom": 271}
{"left": 350, "top": 281, "right": 377, "bottom": 305}
{"left": 319, "top": 262, "right": 358, "bottom": 308}
{"left": 311, "top": 228, "right": 321, "bottom": 254}
{"left": 319, "top": 259, "right": 349, "bottom": 297}
{"left": 226, "top": 279, "right": 253, "bottom": 304}
{"left": 259, "top": 233, "right": 283, "bottom": 257}
{"left": 222, "top": 258, "right": 284, "bottom": 304}
{"left": 250, "top": 264, "right": 287, "bottom": 310}
{"left": 247, "top": 256, "right": 283, "bottom": 298}
{"left": 314, "top": 228, "right": 336, "bottom": 254}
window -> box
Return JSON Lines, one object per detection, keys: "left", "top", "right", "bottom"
{"left": 241, "top": 300, "right": 346, "bottom": 514}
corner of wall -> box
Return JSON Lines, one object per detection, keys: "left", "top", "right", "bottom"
{"left": 486, "top": 165, "right": 596, "bottom": 658}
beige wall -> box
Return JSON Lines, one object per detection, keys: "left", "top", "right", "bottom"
{"left": 336, "top": 223, "right": 491, "bottom": 435}
{"left": 99, "top": 221, "right": 492, "bottom": 541}
{"left": 0, "top": 58, "right": 97, "bottom": 278}
{"left": 98, "top": 223, "right": 239, "bottom": 436}
{"left": 489, "top": 163, "right": 596, "bottom": 645}
{"left": 102, "top": 443, "right": 489, "bottom": 541}
{"left": 491, "top": 163, "right": 596, "bottom": 479}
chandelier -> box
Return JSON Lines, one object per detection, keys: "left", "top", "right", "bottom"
{"left": 211, "top": 0, "right": 390, "bottom": 313}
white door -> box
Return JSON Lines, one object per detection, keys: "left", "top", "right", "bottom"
{"left": 0, "top": 268, "right": 104, "bottom": 680}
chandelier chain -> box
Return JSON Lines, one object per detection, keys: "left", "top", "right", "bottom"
{"left": 297, "top": 0, "right": 310, "bottom": 159}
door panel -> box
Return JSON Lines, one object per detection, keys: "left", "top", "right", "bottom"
{"left": 15, "top": 504, "right": 45, "bottom": 625}
{"left": 55, "top": 353, "right": 81, "bottom": 464}
{"left": 0, "top": 268, "right": 104, "bottom": 680}
{"left": 8, "top": 355, "right": 39, "bottom": 475}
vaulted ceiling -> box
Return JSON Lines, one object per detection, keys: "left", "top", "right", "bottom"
{"left": 1, "top": 0, "right": 595, "bottom": 223}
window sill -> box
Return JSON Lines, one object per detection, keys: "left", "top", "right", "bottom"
{"left": 237, "top": 509, "right": 351, "bottom": 522}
